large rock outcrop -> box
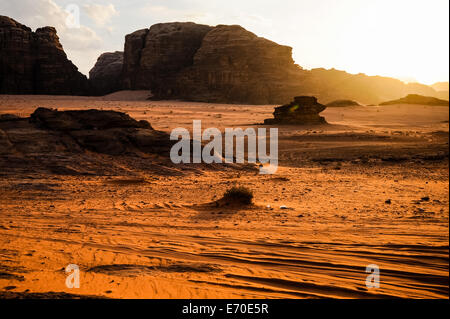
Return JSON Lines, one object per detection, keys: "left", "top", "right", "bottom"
{"left": 118, "top": 22, "right": 447, "bottom": 105}
{"left": 0, "top": 15, "right": 89, "bottom": 95}
{"left": 119, "top": 23, "right": 307, "bottom": 104}
{"left": 89, "top": 51, "right": 123, "bottom": 95}
{"left": 264, "top": 96, "right": 327, "bottom": 125}
{"left": 85, "top": 21, "right": 446, "bottom": 104}
{"left": 175, "top": 25, "right": 309, "bottom": 104}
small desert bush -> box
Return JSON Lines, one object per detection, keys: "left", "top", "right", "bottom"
{"left": 222, "top": 186, "right": 254, "bottom": 205}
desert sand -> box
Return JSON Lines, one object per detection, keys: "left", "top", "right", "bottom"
{"left": 0, "top": 92, "right": 448, "bottom": 299}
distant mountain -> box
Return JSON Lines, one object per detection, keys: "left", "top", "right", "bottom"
{"left": 300, "top": 68, "right": 440, "bottom": 104}
{"left": 431, "top": 82, "right": 449, "bottom": 92}
{"left": 379, "top": 94, "right": 449, "bottom": 106}
{"left": 429, "top": 82, "right": 449, "bottom": 101}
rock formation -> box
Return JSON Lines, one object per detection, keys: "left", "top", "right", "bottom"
{"left": 379, "top": 94, "right": 449, "bottom": 106}
{"left": 1, "top": 15, "right": 447, "bottom": 103}
{"left": 89, "top": 51, "right": 123, "bottom": 95}
{"left": 175, "top": 25, "right": 308, "bottom": 104}
{"left": 1, "top": 107, "right": 172, "bottom": 156}
{"left": 116, "top": 22, "right": 447, "bottom": 105}
{"left": 27, "top": 107, "right": 172, "bottom": 155}
{"left": 121, "top": 22, "right": 213, "bottom": 93}
{"left": 264, "top": 96, "right": 327, "bottom": 125}
{"left": 0, "top": 15, "right": 89, "bottom": 95}
{"left": 0, "top": 108, "right": 176, "bottom": 175}
{"left": 326, "top": 99, "right": 361, "bottom": 107}
{"left": 119, "top": 23, "right": 309, "bottom": 104}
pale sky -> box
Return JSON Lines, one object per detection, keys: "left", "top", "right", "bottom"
{"left": 1, "top": 0, "right": 449, "bottom": 84}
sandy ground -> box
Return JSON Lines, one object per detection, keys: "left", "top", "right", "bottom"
{"left": 0, "top": 92, "right": 448, "bottom": 298}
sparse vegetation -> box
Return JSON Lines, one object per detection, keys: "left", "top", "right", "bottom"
{"left": 222, "top": 186, "right": 254, "bottom": 205}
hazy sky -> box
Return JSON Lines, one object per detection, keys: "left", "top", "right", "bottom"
{"left": 1, "top": 0, "right": 448, "bottom": 84}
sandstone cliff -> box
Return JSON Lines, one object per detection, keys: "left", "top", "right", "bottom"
{"left": 119, "top": 23, "right": 309, "bottom": 104}
{"left": 0, "top": 16, "right": 89, "bottom": 95}
{"left": 89, "top": 51, "right": 124, "bottom": 95}
{"left": 175, "top": 25, "right": 310, "bottom": 104}
{"left": 122, "top": 22, "right": 213, "bottom": 94}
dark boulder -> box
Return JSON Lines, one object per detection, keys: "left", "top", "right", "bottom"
{"left": 264, "top": 96, "right": 327, "bottom": 125}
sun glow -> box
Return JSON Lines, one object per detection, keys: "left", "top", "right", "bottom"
{"left": 283, "top": 0, "right": 449, "bottom": 84}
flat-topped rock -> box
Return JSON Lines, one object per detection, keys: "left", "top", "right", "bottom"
{"left": 264, "top": 96, "right": 327, "bottom": 125}
{"left": 30, "top": 107, "right": 152, "bottom": 131}
{"left": 0, "top": 108, "right": 172, "bottom": 157}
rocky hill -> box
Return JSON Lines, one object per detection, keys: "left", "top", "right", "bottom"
{"left": 379, "top": 94, "right": 449, "bottom": 106}
{"left": 0, "top": 15, "right": 89, "bottom": 95}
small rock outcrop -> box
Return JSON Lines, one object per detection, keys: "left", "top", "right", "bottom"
{"left": 326, "top": 100, "right": 361, "bottom": 107}
{"left": 379, "top": 94, "right": 449, "bottom": 106}
{"left": 264, "top": 96, "right": 327, "bottom": 125}
{"left": 0, "top": 16, "right": 89, "bottom": 95}
{"left": 30, "top": 107, "right": 152, "bottom": 131}
{"left": 89, "top": 51, "right": 124, "bottom": 95}
{"left": 0, "top": 108, "right": 177, "bottom": 175}
{"left": 26, "top": 107, "right": 168, "bottom": 155}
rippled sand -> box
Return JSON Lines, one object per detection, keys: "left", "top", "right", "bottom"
{"left": 0, "top": 93, "right": 448, "bottom": 298}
